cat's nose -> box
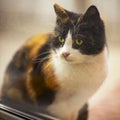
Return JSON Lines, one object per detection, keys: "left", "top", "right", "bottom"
{"left": 62, "top": 52, "right": 70, "bottom": 58}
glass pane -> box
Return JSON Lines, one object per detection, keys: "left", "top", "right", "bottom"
{"left": 0, "top": 0, "right": 120, "bottom": 120}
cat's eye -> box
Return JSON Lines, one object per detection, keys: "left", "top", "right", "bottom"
{"left": 75, "top": 39, "right": 83, "bottom": 46}
{"left": 58, "top": 36, "right": 65, "bottom": 43}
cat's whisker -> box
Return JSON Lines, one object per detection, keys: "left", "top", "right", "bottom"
{"left": 44, "top": 61, "right": 52, "bottom": 70}
{"left": 33, "top": 57, "right": 49, "bottom": 62}
{"left": 37, "top": 55, "right": 52, "bottom": 64}
{"left": 36, "top": 56, "right": 52, "bottom": 70}
{"left": 39, "top": 56, "right": 50, "bottom": 63}
{"left": 35, "top": 57, "right": 48, "bottom": 70}
{"left": 34, "top": 51, "right": 50, "bottom": 58}
{"left": 32, "top": 51, "right": 50, "bottom": 61}
{"left": 33, "top": 56, "right": 50, "bottom": 64}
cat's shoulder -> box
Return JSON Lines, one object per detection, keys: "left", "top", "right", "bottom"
{"left": 5, "top": 33, "right": 53, "bottom": 76}
{"left": 25, "top": 33, "right": 52, "bottom": 48}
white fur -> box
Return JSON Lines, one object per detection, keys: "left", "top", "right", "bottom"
{"left": 48, "top": 34, "right": 108, "bottom": 119}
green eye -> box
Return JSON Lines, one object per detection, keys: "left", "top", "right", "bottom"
{"left": 75, "top": 39, "right": 83, "bottom": 46}
{"left": 58, "top": 36, "right": 64, "bottom": 43}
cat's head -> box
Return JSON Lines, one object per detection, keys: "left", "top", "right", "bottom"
{"left": 51, "top": 3, "right": 106, "bottom": 64}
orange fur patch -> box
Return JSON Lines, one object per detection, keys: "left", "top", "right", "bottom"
{"left": 26, "top": 33, "right": 51, "bottom": 59}
{"left": 43, "top": 58, "right": 59, "bottom": 91}
{"left": 54, "top": 3, "right": 67, "bottom": 15}
{"left": 54, "top": 3, "right": 69, "bottom": 23}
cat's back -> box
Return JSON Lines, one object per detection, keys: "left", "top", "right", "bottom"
{"left": 1, "top": 33, "right": 52, "bottom": 102}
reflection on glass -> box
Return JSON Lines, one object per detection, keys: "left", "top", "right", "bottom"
{"left": 0, "top": 1, "right": 120, "bottom": 120}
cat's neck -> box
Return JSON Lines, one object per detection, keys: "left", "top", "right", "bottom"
{"left": 51, "top": 46, "right": 108, "bottom": 103}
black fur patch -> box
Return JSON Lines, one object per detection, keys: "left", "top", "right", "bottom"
{"left": 70, "top": 6, "right": 106, "bottom": 55}
{"left": 2, "top": 47, "right": 30, "bottom": 101}
{"left": 77, "top": 103, "right": 88, "bottom": 120}
{"left": 7, "top": 47, "right": 30, "bottom": 74}
{"left": 54, "top": 18, "right": 69, "bottom": 39}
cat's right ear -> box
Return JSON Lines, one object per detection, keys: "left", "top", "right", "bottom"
{"left": 54, "top": 3, "right": 69, "bottom": 22}
{"left": 82, "top": 5, "right": 101, "bottom": 23}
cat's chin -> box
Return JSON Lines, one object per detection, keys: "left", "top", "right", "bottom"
{"left": 61, "top": 58, "right": 81, "bottom": 65}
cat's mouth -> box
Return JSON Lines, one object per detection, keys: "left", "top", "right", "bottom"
{"left": 62, "top": 57, "right": 74, "bottom": 63}
{"left": 65, "top": 58, "right": 72, "bottom": 62}
{"left": 62, "top": 57, "right": 82, "bottom": 64}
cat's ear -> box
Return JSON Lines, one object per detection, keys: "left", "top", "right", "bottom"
{"left": 82, "top": 5, "right": 101, "bottom": 23}
{"left": 54, "top": 3, "right": 69, "bottom": 22}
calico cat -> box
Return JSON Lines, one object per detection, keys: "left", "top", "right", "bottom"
{"left": 1, "top": 3, "right": 108, "bottom": 120}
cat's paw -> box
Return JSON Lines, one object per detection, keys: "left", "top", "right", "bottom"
{"left": 47, "top": 103, "right": 78, "bottom": 120}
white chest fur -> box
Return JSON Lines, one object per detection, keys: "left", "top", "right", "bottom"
{"left": 48, "top": 47, "right": 108, "bottom": 119}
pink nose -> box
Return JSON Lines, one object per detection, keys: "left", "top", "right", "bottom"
{"left": 62, "top": 52, "right": 70, "bottom": 57}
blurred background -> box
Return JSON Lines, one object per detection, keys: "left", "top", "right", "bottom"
{"left": 0, "top": 0, "right": 120, "bottom": 92}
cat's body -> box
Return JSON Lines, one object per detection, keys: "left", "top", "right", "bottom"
{"left": 49, "top": 46, "right": 107, "bottom": 118}
{"left": 1, "top": 4, "right": 108, "bottom": 120}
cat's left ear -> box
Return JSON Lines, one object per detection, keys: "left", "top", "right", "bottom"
{"left": 82, "top": 5, "right": 101, "bottom": 23}
{"left": 54, "top": 3, "right": 69, "bottom": 22}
